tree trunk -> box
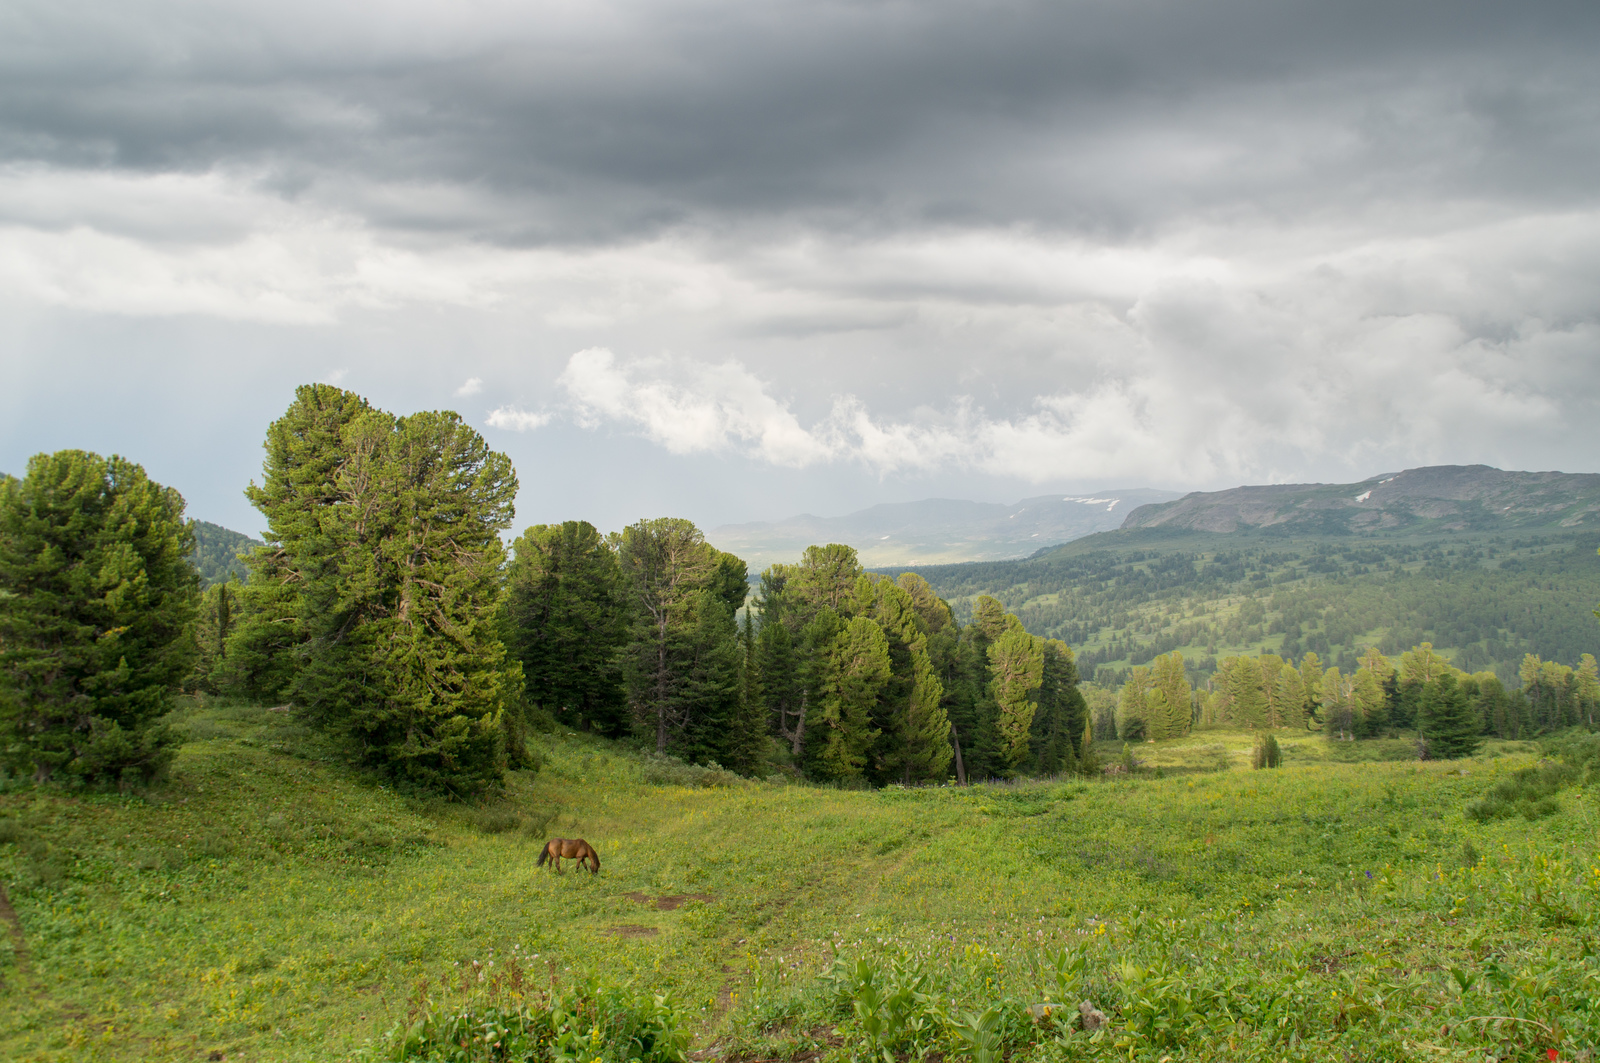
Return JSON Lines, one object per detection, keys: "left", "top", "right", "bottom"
{"left": 790, "top": 693, "right": 807, "bottom": 757}
{"left": 656, "top": 611, "right": 668, "bottom": 753}
{"left": 950, "top": 724, "right": 967, "bottom": 786}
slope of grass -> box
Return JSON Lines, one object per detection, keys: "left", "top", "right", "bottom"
{"left": 2, "top": 705, "right": 1598, "bottom": 1061}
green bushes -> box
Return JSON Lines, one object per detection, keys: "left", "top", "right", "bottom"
{"left": 817, "top": 946, "right": 1104, "bottom": 1063}
{"left": 1466, "top": 761, "right": 1576, "bottom": 821}
{"left": 1250, "top": 732, "right": 1281, "bottom": 769}
{"left": 637, "top": 753, "right": 745, "bottom": 788}
{"left": 380, "top": 976, "right": 688, "bottom": 1063}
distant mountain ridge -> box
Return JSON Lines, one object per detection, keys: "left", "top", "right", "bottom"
{"left": 708, "top": 489, "right": 1182, "bottom": 568}
{"left": 1120, "top": 465, "right": 1600, "bottom": 535}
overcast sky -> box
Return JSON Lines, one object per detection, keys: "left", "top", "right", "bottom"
{"left": 2, "top": 0, "right": 1597, "bottom": 536}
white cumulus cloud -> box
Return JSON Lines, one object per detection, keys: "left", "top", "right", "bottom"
{"left": 485, "top": 406, "right": 550, "bottom": 432}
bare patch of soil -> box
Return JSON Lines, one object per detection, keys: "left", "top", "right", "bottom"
{"left": 603, "top": 924, "right": 660, "bottom": 938}
{"left": 624, "top": 892, "right": 715, "bottom": 910}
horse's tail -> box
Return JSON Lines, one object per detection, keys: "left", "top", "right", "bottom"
{"left": 536, "top": 842, "right": 549, "bottom": 867}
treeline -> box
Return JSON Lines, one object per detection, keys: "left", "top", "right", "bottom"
{"left": 496, "top": 530, "right": 1088, "bottom": 786}
{"left": 1099, "top": 642, "right": 1600, "bottom": 760}
{"left": 2, "top": 384, "right": 1092, "bottom": 796}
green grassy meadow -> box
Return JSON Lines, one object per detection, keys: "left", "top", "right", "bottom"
{"left": 3, "top": 703, "right": 1599, "bottom": 1062}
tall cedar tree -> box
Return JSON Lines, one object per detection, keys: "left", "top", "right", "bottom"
{"left": 988, "top": 620, "right": 1044, "bottom": 774}
{"left": 1149, "top": 652, "right": 1191, "bottom": 739}
{"left": 809, "top": 615, "right": 890, "bottom": 781}
{"left": 615, "top": 518, "right": 745, "bottom": 757}
{"left": 225, "top": 385, "right": 371, "bottom": 701}
{"left": 1298, "top": 652, "right": 1324, "bottom": 725}
{"left": 725, "top": 610, "right": 769, "bottom": 777}
{"left": 1419, "top": 671, "right": 1482, "bottom": 759}
{"left": 0, "top": 451, "right": 197, "bottom": 785}
{"left": 186, "top": 578, "right": 237, "bottom": 693}
{"left": 503, "top": 521, "right": 628, "bottom": 735}
{"left": 1321, "top": 667, "right": 1354, "bottom": 740}
{"left": 229, "top": 387, "right": 522, "bottom": 795}
{"left": 1118, "top": 665, "right": 1151, "bottom": 739}
{"left": 677, "top": 589, "right": 744, "bottom": 766}
{"left": 1228, "top": 657, "right": 1268, "bottom": 729}
{"left": 1029, "top": 639, "right": 1086, "bottom": 774}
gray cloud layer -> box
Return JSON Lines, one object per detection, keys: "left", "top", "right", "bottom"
{"left": 2, "top": 0, "right": 1597, "bottom": 530}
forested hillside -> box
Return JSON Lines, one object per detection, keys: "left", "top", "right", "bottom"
{"left": 188, "top": 520, "right": 260, "bottom": 586}
{"left": 893, "top": 530, "right": 1600, "bottom": 687}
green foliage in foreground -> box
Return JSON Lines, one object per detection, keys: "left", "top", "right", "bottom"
{"left": 4, "top": 702, "right": 1600, "bottom": 1062}
{"left": 380, "top": 976, "right": 688, "bottom": 1063}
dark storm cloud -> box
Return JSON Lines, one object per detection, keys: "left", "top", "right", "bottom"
{"left": 4, "top": 0, "right": 1598, "bottom": 244}
{"left": 3, "top": 0, "right": 1599, "bottom": 526}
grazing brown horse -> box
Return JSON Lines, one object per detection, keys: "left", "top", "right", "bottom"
{"left": 537, "top": 837, "right": 600, "bottom": 874}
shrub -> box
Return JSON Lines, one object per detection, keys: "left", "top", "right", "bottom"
{"left": 380, "top": 977, "right": 689, "bottom": 1063}
{"left": 638, "top": 753, "right": 744, "bottom": 788}
{"left": 1465, "top": 761, "right": 1576, "bottom": 822}
{"left": 1251, "top": 733, "right": 1282, "bottom": 769}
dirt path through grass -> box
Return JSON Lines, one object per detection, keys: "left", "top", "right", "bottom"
{"left": 0, "top": 879, "right": 32, "bottom": 983}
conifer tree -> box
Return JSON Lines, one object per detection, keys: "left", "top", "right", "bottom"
{"left": 1258, "top": 654, "right": 1286, "bottom": 728}
{"left": 971, "top": 595, "right": 1011, "bottom": 642}
{"left": 677, "top": 588, "right": 744, "bottom": 767}
{"left": 1117, "top": 666, "right": 1152, "bottom": 739}
{"left": 758, "top": 620, "right": 805, "bottom": 757}
{"left": 811, "top": 615, "right": 890, "bottom": 781}
{"left": 1149, "top": 652, "right": 1191, "bottom": 739}
{"left": 0, "top": 451, "right": 198, "bottom": 785}
{"left": 187, "top": 578, "right": 237, "bottom": 693}
{"left": 503, "top": 521, "right": 628, "bottom": 735}
{"left": 1419, "top": 671, "right": 1481, "bottom": 759}
{"left": 1350, "top": 669, "right": 1388, "bottom": 736}
{"left": 1277, "top": 667, "right": 1307, "bottom": 730}
{"left": 1298, "top": 652, "right": 1324, "bottom": 725}
{"left": 225, "top": 384, "right": 371, "bottom": 701}
{"left": 725, "top": 610, "right": 770, "bottom": 777}
{"left": 1576, "top": 654, "right": 1599, "bottom": 729}
{"left": 888, "top": 642, "right": 953, "bottom": 783}
{"left": 228, "top": 388, "right": 522, "bottom": 794}
{"left": 989, "top": 622, "right": 1044, "bottom": 774}
{"left": 617, "top": 518, "right": 732, "bottom": 756}
{"left": 896, "top": 572, "right": 955, "bottom": 635}
{"left": 1228, "top": 657, "right": 1268, "bottom": 729}
{"left": 1030, "top": 639, "right": 1087, "bottom": 772}
{"left": 1321, "top": 667, "right": 1354, "bottom": 740}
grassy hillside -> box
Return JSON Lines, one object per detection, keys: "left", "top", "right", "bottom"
{"left": 5, "top": 704, "right": 1600, "bottom": 1060}
{"left": 890, "top": 530, "right": 1600, "bottom": 684}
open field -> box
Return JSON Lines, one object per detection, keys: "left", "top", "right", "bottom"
{"left": 3, "top": 703, "right": 1599, "bottom": 1061}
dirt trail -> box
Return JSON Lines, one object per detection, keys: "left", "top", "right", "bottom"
{"left": 0, "top": 880, "right": 33, "bottom": 986}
